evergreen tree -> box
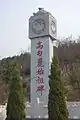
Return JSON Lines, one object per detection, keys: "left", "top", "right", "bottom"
{"left": 6, "top": 62, "right": 26, "bottom": 120}
{"left": 48, "top": 53, "right": 68, "bottom": 120}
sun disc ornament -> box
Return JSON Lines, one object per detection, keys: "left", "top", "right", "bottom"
{"left": 32, "top": 19, "right": 45, "bottom": 34}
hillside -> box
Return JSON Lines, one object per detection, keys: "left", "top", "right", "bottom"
{"left": 0, "top": 39, "right": 80, "bottom": 104}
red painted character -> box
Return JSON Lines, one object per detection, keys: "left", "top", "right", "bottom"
{"left": 36, "top": 85, "right": 45, "bottom": 96}
{"left": 36, "top": 68, "right": 44, "bottom": 75}
{"left": 36, "top": 41, "right": 43, "bottom": 49}
{"left": 36, "top": 76, "right": 44, "bottom": 84}
{"left": 37, "top": 57, "right": 44, "bottom": 67}
{"left": 37, "top": 50, "right": 43, "bottom": 56}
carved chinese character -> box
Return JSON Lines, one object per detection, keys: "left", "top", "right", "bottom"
{"left": 37, "top": 50, "right": 43, "bottom": 56}
{"left": 36, "top": 76, "right": 44, "bottom": 84}
{"left": 36, "top": 41, "right": 43, "bottom": 49}
{"left": 36, "top": 85, "right": 45, "bottom": 96}
{"left": 36, "top": 68, "right": 44, "bottom": 75}
{"left": 37, "top": 57, "right": 44, "bottom": 67}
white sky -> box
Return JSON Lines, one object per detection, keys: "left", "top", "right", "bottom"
{"left": 0, "top": 0, "right": 80, "bottom": 58}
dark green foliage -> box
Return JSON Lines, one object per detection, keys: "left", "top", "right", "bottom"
{"left": 48, "top": 53, "right": 68, "bottom": 120}
{"left": 6, "top": 62, "right": 26, "bottom": 120}
{"left": 0, "top": 58, "right": 11, "bottom": 84}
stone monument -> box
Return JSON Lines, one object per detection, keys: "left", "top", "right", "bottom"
{"left": 28, "top": 8, "right": 57, "bottom": 118}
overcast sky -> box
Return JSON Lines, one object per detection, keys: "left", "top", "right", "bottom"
{"left": 0, "top": 0, "right": 80, "bottom": 58}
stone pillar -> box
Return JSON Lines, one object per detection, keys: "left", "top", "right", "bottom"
{"left": 29, "top": 8, "right": 57, "bottom": 118}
